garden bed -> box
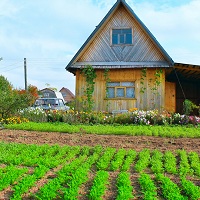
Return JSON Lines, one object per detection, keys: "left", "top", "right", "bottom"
{"left": 1, "top": 129, "right": 200, "bottom": 153}
{"left": 0, "top": 133, "right": 199, "bottom": 199}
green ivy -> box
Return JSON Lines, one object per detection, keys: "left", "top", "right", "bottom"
{"left": 81, "top": 65, "right": 97, "bottom": 112}
{"left": 103, "top": 69, "right": 111, "bottom": 112}
{"left": 104, "top": 68, "right": 110, "bottom": 98}
{"left": 140, "top": 68, "right": 147, "bottom": 94}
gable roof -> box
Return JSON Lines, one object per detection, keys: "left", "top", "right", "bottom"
{"left": 39, "top": 88, "right": 55, "bottom": 92}
{"left": 66, "top": 0, "right": 174, "bottom": 72}
{"left": 59, "top": 87, "right": 75, "bottom": 98}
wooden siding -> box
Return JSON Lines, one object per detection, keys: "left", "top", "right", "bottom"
{"left": 77, "top": 5, "right": 167, "bottom": 64}
{"left": 75, "top": 68, "right": 166, "bottom": 112}
{"left": 165, "top": 82, "right": 176, "bottom": 113}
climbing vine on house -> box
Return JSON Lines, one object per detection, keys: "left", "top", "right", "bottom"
{"left": 149, "top": 69, "right": 163, "bottom": 109}
{"left": 151, "top": 69, "right": 163, "bottom": 91}
{"left": 140, "top": 68, "right": 147, "bottom": 94}
{"left": 104, "top": 68, "right": 111, "bottom": 111}
{"left": 140, "top": 68, "right": 163, "bottom": 110}
{"left": 139, "top": 68, "right": 147, "bottom": 109}
{"left": 80, "top": 65, "right": 97, "bottom": 112}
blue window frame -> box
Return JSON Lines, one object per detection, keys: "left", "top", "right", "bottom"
{"left": 112, "top": 28, "right": 132, "bottom": 45}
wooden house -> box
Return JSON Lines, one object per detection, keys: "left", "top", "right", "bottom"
{"left": 59, "top": 87, "right": 75, "bottom": 103}
{"left": 66, "top": 0, "right": 200, "bottom": 113}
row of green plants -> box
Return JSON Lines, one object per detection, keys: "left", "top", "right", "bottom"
{"left": 88, "top": 170, "right": 109, "bottom": 200}
{"left": 0, "top": 143, "right": 200, "bottom": 199}
{"left": 116, "top": 172, "right": 134, "bottom": 200}
{"left": 4, "top": 121, "right": 200, "bottom": 138}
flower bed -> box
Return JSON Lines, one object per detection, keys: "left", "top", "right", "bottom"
{"left": 8, "top": 108, "right": 200, "bottom": 126}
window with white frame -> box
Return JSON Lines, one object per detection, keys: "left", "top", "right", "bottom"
{"left": 112, "top": 28, "right": 132, "bottom": 45}
{"left": 107, "top": 82, "right": 135, "bottom": 98}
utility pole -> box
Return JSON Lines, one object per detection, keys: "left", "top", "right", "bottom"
{"left": 24, "top": 58, "right": 28, "bottom": 91}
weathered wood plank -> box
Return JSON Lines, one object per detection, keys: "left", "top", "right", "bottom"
{"left": 75, "top": 68, "right": 167, "bottom": 112}
{"left": 165, "top": 82, "right": 176, "bottom": 113}
{"left": 78, "top": 5, "right": 167, "bottom": 64}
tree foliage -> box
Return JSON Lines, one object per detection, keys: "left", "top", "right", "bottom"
{"left": 0, "top": 75, "right": 39, "bottom": 118}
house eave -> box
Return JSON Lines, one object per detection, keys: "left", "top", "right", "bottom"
{"left": 69, "top": 61, "right": 170, "bottom": 69}
{"left": 73, "top": 61, "right": 170, "bottom": 66}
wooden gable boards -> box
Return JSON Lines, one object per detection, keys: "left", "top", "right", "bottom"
{"left": 66, "top": 0, "right": 174, "bottom": 73}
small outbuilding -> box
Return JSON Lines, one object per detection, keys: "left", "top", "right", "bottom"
{"left": 59, "top": 87, "right": 75, "bottom": 103}
{"left": 66, "top": 0, "right": 200, "bottom": 113}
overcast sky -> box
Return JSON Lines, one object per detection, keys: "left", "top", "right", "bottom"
{"left": 0, "top": 0, "right": 200, "bottom": 94}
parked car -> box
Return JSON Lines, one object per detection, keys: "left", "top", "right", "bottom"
{"left": 33, "top": 98, "right": 69, "bottom": 111}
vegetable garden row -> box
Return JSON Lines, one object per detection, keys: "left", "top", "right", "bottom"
{"left": 0, "top": 142, "right": 199, "bottom": 199}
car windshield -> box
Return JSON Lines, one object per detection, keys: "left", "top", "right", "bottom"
{"left": 35, "top": 99, "right": 58, "bottom": 106}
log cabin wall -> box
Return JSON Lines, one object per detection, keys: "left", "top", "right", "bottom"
{"left": 75, "top": 68, "right": 166, "bottom": 113}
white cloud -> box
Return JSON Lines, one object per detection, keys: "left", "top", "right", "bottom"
{"left": 130, "top": 0, "right": 200, "bottom": 64}
{"left": 0, "top": 0, "right": 20, "bottom": 18}
{"left": 0, "top": 0, "right": 200, "bottom": 94}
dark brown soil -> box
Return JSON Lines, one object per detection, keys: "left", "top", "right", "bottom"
{"left": 0, "top": 129, "right": 200, "bottom": 199}
{"left": 0, "top": 129, "right": 200, "bottom": 153}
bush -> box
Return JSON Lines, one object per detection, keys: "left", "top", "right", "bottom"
{"left": 183, "top": 99, "right": 199, "bottom": 116}
{"left": 0, "top": 76, "right": 37, "bottom": 119}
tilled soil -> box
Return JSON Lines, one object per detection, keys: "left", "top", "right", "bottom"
{"left": 0, "top": 129, "right": 200, "bottom": 153}
{"left": 0, "top": 129, "right": 200, "bottom": 199}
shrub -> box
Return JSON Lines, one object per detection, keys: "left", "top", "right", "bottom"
{"left": 183, "top": 99, "right": 199, "bottom": 116}
{"left": 0, "top": 76, "right": 38, "bottom": 119}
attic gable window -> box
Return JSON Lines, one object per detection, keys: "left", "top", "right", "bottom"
{"left": 107, "top": 81, "right": 135, "bottom": 99}
{"left": 112, "top": 28, "right": 132, "bottom": 45}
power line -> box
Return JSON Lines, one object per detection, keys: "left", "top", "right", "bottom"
{"left": 0, "top": 61, "right": 23, "bottom": 69}
{"left": 0, "top": 66, "right": 22, "bottom": 72}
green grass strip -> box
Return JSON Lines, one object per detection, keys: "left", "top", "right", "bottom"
{"left": 5, "top": 122, "right": 200, "bottom": 138}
